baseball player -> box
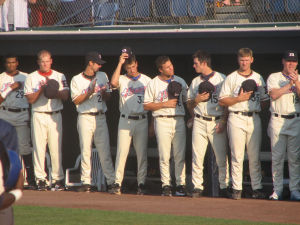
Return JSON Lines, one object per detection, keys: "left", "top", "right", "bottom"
{"left": 219, "top": 48, "right": 269, "bottom": 200}
{"left": 24, "top": 50, "right": 69, "bottom": 191}
{"left": 144, "top": 56, "right": 188, "bottom": 196}
{"left": 110, "top": 48, "right": 151, "bottom": 195}
{"left": 0, "top": 120, "right": 24, "bottom": 225}
{"left": 187, "top": 50, "right": 230, "bottom": 198}
{"left": 0, "top": 54, "right": 35, "bottom": 189}
{"left": 70, "top": 51, "right": 115, "bottom": 193}
{"left": 267, "top": 50, "right": 300, "bottom": 201}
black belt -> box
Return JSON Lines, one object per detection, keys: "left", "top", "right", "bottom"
{"left": 1, "top": 107, "right": 28, "bottom": 113}
{"left": 83, "top": 112, "right": 104, "bottom": 116}
{"left": 195, "top": 113, "right": 221, "bottom": 121}
{"left": 233, "top": 111, "right": 257, "bottom": 117}
{"left": 274, "top": 113, "right": 300, "bottom": 119}
{"left": 121, "top": 114, "right": 146, "bottom": 120}
{"left": 40, "top": 110, "right": 61, "bottom": 115}
{"left": 157, "top": 115, "right": 183, "bottom": 118}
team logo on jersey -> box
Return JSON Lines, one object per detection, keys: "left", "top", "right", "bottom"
{"left": 156, "top": 89, "right": 168, "bottom": 102}
{"left": 0, "top": 83, "right": 11, "bottom": 92}
{"left": 121, "top": 86, "right": 145, "bottom": 98}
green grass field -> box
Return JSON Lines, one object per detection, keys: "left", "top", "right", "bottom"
{"left": 14, "top": 205, "right": 294, "bottom": 225}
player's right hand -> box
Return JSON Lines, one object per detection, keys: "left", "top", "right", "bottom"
{"left": 119, "top": 53, "right": 129, "bottom": 65}
{"left": 195, "top": 92, "right": 210, "bottom": 103}
{"left": 237, "top": 88, "right": 253, "bottom": 102}
{"left": 10, "top": 82, "right": 21, "bottom": 91}
{"left": 163, "top": 99, "right": 178, "bottom": 108}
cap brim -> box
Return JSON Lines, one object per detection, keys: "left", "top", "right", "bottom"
{"left": 96, "top": 59, "right": 106, "bottom": 65}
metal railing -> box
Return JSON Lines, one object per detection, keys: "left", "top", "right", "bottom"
{"left": 1, "top": 0, "right": 299, "bottom": 31}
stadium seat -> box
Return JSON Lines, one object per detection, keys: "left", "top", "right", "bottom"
{"left": 286, "top": 0, "right": 300, "bottom": 13}
{"left": 94, "top": 2, "right": 119, "bottom": 25}
{"left": 135, "top": 0, "right": 151, "bottom": 18}
{"left": 65, "top": 148, "right": 106, "bottom": 191}
{"left": 170, "top": 0, "right": 188, "bottom": 17}
{"left": 188, "top": 0, "right": 206, "bottom": 16}
{"left": 118, "top": 0, "right": 135, "bottom": 20}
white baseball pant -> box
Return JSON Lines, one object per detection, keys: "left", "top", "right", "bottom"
{"left": 268, "top": 115, "right": 300, "bottom": 193}
{"left": 192, "top": 117, "right": 230, "bottom": 190}
{"left": 114, "top": 116, "right": 148, "bottom": 186}
{"left": 154, "top": 116, "right": 186, "bottom": 187}
{"left": 227, "top": 113, "right": 263, "bottom": 191}
{"left": 77, "top": 113, "right": 115, "bottom": 185}
{"left": 32, "top": 111, "right": 64, "bottom": 182}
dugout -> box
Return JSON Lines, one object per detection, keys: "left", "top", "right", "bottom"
{"left": 0, "top": 24, "right": 299, "bottom": 195}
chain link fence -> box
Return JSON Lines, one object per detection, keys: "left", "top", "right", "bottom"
{"left": 1, "top": 0, "right": 300, "bottom": 31}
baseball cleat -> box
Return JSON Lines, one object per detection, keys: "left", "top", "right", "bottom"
{"left": 175, "top": 185, "right": 187, "bottom": 196}
{"left": 269, "top": 191, "right": 282, "bottom": 200}
{"left": 219, "top": 187, "right": 230, "bottom": 198}
{"left": 290, "top": 190, "right": 300, "bottom": 201}
{"left": 230, "top": 189, "right": 242, "bottom": 200}
{"left": 76, "top": 184, "right": 91, "bottom": 192}
{"left": 252, "top": 189, "right": 266, "bottom": 199}
{"left": 137, "top": 183, "right": 146, "bottom": 195}
{"left": 51, "top": 180, "right": 65, "bottom": 191}
{"left": 191, "top": 188, "right": 203, "bottom": 198}
{"left": 161, "top": 185, "right": 172, "bottom": 196}
{"left": 37, "top": 180, "right": 47, "bottom": 191}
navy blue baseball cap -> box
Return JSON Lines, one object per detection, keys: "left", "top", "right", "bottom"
{"left": 85, "top": 52, "right": 106, "bottom": 65}
{"left": 283, "top": 50, "right": 298, "bottom": 61}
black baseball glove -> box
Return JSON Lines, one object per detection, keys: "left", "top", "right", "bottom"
{"left": 198, "top": 81, "right": 215, "bottom": 102}
{"left": 44, "top": 79, "right": 59, "bottom": 99}
{"left": 239, "top": 79, "right": 257, "bottom": 98}
{"left": 167, "top": 81, "right": 182, "bottom": 100}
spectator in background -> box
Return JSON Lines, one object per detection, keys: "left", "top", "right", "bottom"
{"left": 0, "top": 0, "right": 36, "bottom": 31}
{"left": 59, "top": 0, "right": 92, "bottom": 25}
{"left": 29, "top": 0, "right": 58, "bottom": 27}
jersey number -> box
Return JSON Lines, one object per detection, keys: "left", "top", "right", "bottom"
{"left": 250, "top": 93, "right": 259, "bottom": 102}
{"left": 16, "top": 90, "right": 24, "bottom": 99}
{"left": 97, "top": 93, "right": 102, "bottom": 102}
{"left": 210, "top": 94, "right": 218, "bottom": 104}
{"left": 137, "top": 96, "right": 142, "bottom": 104}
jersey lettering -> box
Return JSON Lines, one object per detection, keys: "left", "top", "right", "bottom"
{"left": 121, "top": 86, "right": 145, "bottom": 98}
{"left": 250, "top": 92, "right": 260, "bottom": 102}
{"left": 137, "top": 95, "right": 142, "bottom": 104}
{"left": 15, "top": 90, "right": 24, "bottom": 99}
{"left": 210, "top": 93, "right": 218, "bottom": 104}
{"left": 97, "top": 93, "right": 102, "bottom": 102}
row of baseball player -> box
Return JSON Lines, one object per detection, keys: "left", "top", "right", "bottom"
{"left": 0, "top": 48, "right": 299, "bottom": 201}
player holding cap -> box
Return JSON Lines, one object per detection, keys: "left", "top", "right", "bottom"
{"left": 219, "top": 48, "right": 269, "bottom": 200}
{"left": 110, "top": 47, "right": 151, "bottom": 195}
{"left": 144, "top": 56, "right": 188, "bottom": 196}
{"left": 70, "top": 52, "right": 115, "bottom": 193}
{"left": 267, "top": 50, "right": 300, "bottom": 201}
{"left": 187, "top": 50, "right": 230, "bottom": 198}
{"left": 0, "top": 54, "right": 35, "bottom": 189}
{"left": 24, "top": 50, "right": 69, "bottom": 191}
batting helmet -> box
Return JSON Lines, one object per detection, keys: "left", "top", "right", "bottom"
{"left": 168, "top": 81, "right": 182, "bottom": 99}
{"left": 44, "top": 79, "right": 59, "bottom": 99}
{"left": 239, "top": 79, "right": 257, "bottom": 98}
{"left": 4, "top": 150, "right": 22, "bottom": 191}
{"left": 198, "top": 81, "right": 215, "bottom": 102}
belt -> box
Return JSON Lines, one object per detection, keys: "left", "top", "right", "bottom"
{"left": 157, "top": 115, "right": 183, "bottom": 118}
{"left": 1, "top": 107, "right": 28, "bottom": 113}
{"left": 195, "top": 113, "right": 221, "bottom": 121}
{"left": 40, "top": 110, "right": 61, "bottom": 115}
{"left": 83, "top": 111, "right": 104, "bottom": 116}
{"left": 274, "top": 113, "right": 300, "bottom": 119}
{"left": 121, "top": 114, "right": 146, "bottom": 120}
{"left": 233, "top": 111, "right": 257, "bottom": 117}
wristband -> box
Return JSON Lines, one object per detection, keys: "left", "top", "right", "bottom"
{"left": 9, "top": 189, "right": 23, "bottom": 202}
{"left": 1, "top": 86, "right": 13, "bottom": 98}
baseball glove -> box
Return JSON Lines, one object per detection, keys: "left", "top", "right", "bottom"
{"left": 239, "top": 79, "right": 257, "bottom": 98}
{"left": 198, "top": 81, "right": 215, "bottom": 102}
{"left": 167, "top": 81, "right": 182, "bottom": 100}
{"left": 44, "top": 79, "right": 59, "bottom": 99}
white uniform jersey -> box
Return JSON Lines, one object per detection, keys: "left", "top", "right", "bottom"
{"left": 71, "top": 71, "right": 111, "bottom": 113}
{"left": 24, "top": 70, "right": 69, "bottom": 112}
{"left": 267, "top": 72, "right": 300, "bottom": 114}
{"left": 118, "top": 74, "right": 151, "bottom": 115}
{"left": 187, "top": 71, "right": 225, "bottom": 117}
{"left": 0, "top": 71, "right": 29, "bottom": 109}
{"left": 144, "top": 75, "right": 188, "bottom": 117}
{"left": 219, "top": 70, "right": 269, "bottom": 112}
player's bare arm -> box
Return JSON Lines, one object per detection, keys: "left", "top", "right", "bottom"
{"left": 144, "top": 99, "right": 177, "bottom": 111}
{"left": 290, "top": 71, "right": 300, "bottom": 97}
{"left": 25, "top": 85, "right": 45, "bottom": 104}
{"left": 268, "top": 81, "right": 294, "bottom": 100}
{"left": 73, "top": 79, "right": 96, "bottom": 105}
{"left": 111, "top": 53, "right": 128, "bottom": 88}
{"left": 216, "top": 107, "right": 229, "bottom": 133}
{"left": 219, "top": 89, "right": 253, "bottom": 106}
{"left": 188, "top": 92, "right": 210, "bottom": 110}
{"left": 55, "top": 89, "right": 69, "bottom": 101}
